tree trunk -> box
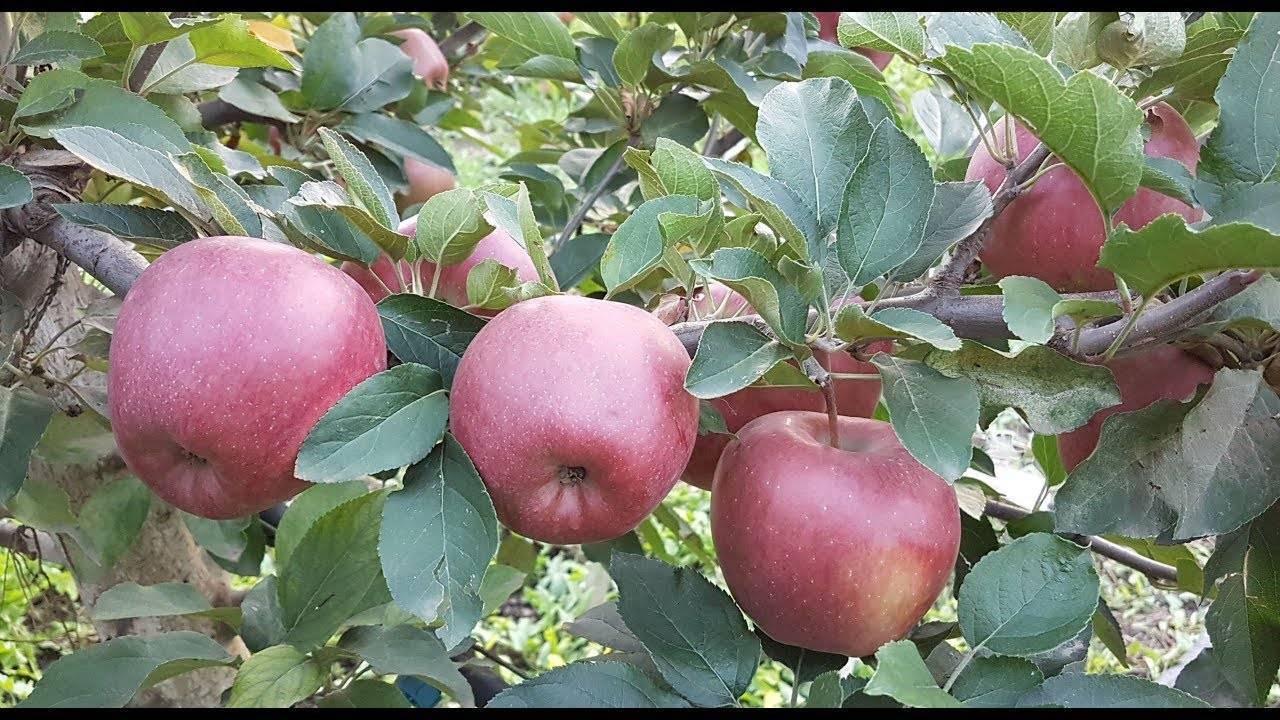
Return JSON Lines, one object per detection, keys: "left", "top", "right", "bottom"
{"left": 2, "top": 239, "right": 246, "bottom": 707}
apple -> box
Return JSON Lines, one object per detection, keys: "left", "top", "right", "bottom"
{"left": 341, "top": 216, "right": 539, "bottom": 314}
{"left": 397, "top": 157, "right": 457, "bottom": 212}
{"left": 557, "top": 12, "right": 575, "bottom": 24}
{"left": 392, "top": 28, "right": 448, "bottom": 90}
{"left": 450, "top": 294, "right": 700, "bottom": 544}
{"left": 108, "top": 236, "right": 387, "bottom": 519}
{"left": 966, "top": 102, "right": 1203, "bottom": 292}
{"left": 1058, "top": 345, "right": 1215, "bottom": 470}
{"left": 667, "top": 283, "right": 886, "bottom": 490}
{"left": 814, "top": 12, "right": 893, "bottom": 70}
{"left": 712, "top": 410, "right": 961, "bottom": 657}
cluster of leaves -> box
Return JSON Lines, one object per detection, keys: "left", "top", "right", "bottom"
{"left": 0, "top": 10, "right": 1278, "bottom": 708}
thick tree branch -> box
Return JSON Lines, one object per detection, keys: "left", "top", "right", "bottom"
{"left": 26, "top": 217, "right": 147, "bottom": 297}
{"left": 197, "top": 99, "right": 286, "bottom": 131}
{"left": 983, "top": 500, "right": 1179, "bottom": 583}
{"left": 0, "top": 521, "right": 67, "bottom": 565}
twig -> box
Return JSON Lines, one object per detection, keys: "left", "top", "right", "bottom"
{"left": 983, "top": 500, "right": 1179, "bottom": 583}
{"left": 438, "top": 21, "right": 486, "bottom": 57}
{"left": 554, "top": 140, "right": 632, "bottom": 251}
{"left": 125, "top": 12, "right": 192, "bottom": 93}
{"left": 0, "top": 523, "right": 67, "bottom": 565}
{"left": 196, "top": 99, "right": 287, "bottom": 131}
{"left": 802, "top": 355, "right": 839, "bottom": 448}
{"left": 474, "top": 644, "right": 530, "bottom": 680}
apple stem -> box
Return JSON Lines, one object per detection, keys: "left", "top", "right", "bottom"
{"left": 821, "top": 380, "right": 840, "bottom": 449}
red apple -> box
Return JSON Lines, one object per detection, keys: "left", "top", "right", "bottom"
{"left": 450, "top": 294, "right": 700, "bottom": 544}
{"left": 341, "top": 216, "right": 539, "bottom": 314}
{"left": 1058, "top": 345, "right": 1215, "bottom": 470}
{"left": 671, "top": 283, "right": 886, "bottom": 490}
{"left": 814, "top": 12, "right": 893, "bottom": 70}
{"left": 397, "top": 157, "right": 457, "bottom": 212}
{"left": 712, "top": 410, "right": 960, "bottom": 657}
{"left": 392, "top": 28, "right": 448, "bottom": 90}
{"left": 966, "top": 103, "right": 1203, "bottom": 292}
{"left": 557, "top": 12, "right": 575, "bottom": 24}
{"left": 108, "top": 237, "right": 387, "bottom": 519}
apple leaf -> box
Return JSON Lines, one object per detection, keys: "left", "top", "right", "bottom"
{"left": 610, "top": 552, "right": 761, "bottom": 707}
{"left": 998, "top": 276, "right": 1062, "bottom": 345}
{"left": 801, "top": 48, "right": 895, "bottom": 109}
{"left": 284, "top": 180, "right": 406, "bottom": 260}
{"left": 863, "top": 640, "right": 962, "bottom": 708}
{"left": 685, "top": 320, "right": 794, "bottom": 399}
{"left": 1140, "top": 156, "right": 1197, "bottom": 206}
{"left": 948, "top": 655, "right": 1043, "bottom": 708}
{"left": 1032, "top": 434, "right": 1068, "bottom": 487}
{"left": 1099, "top": 216, "right": 1280, "bottom": 297}
{"left": 836, "top": 114, "right": 936, "bottom": 286}
{"left": 488, "top": 661, "right": 690, "bottom": 708}
{"left": 890, "top": 180, "right": 992, "bottom": 283}
{"left": 564, "top": 602, "right": 646, "bottom": 654}
{"left": 469, "top": 12, "right": 577, "bottom": 61}
{"left": 318, "top": 127, "right": 396, "bottom": 229}
{"left": 757, "top": 632, "right": 847, "bottom": 688}
{"left": 651, "top": 138, "right": 717, "bottom": 202}
{"left": 319, "top": 679, "right": 413, "bottom": 708}
{"left": 837, "top": 12, "right": 926, "bottom": 58}
{"left": 599, "top": 194, "right": 700, "bottom": 295}
{"left": 757, "top": 77, "right": 874, "bottom": 240}
{"left": 77, "top": 475, "right": 151, "bottom": 574}
{"left": 118, "top": 12, "right": 221, "bottom": 46}
{"left": 834, "top": 305, "right": 960, "bottom": 350}
{"left": 273, "top": 482, "right": 370, "bottom": 569}
{"left": 53, "top": 203, "right": 197, "bottom": 247}
{"left": 1205, "top": 574, "right": 1280, "bottom": 705}
{"left": 870, "top": 353, "right": 979, "bottom": 481}
{"left": 1019, "top": 672, "right": 1211, "bottom": 708}
{"left": 19, "top": 70, "right": 189, "bottom": 152}
{"left": 1054, "top": 369, "right": 1280, "bottom": 541}
{"left": 926, "top": 12, "right": 1032, "bottom": 54}
{"left": 689, "top": 247, "right": 810, "bottom": 349}
{"left": 279, "top": 490, "right": 389, "bottom": 651}
{"left": 377, "top": 294, "right": 487, "bottom": 387}
{"left": 295, "top": 363, "right": 449, "bottom": 484}
{"left": 337, "top": 624, "right": 473, "bottom": 707}
{"left": 49, "top": 126, "right": 206, "bottom": 220}
{"left": 89, "top": 582, "right": 233, "bottom": 627}
{"left": 219, "top": 75, "right": 300, "bottom": 123}
{"left": 1198, "top": 12, "right": 1280, "bottom": 190}
{"left": 0, "top": 164, "right": 33, "bottom": 210}
{"left": 172, "top": 153, "right": 262, "bottom": 237}
{"left": 957, "top": 532, "right": 1099, "bottom": 657}
{"left": 18, "top": 631, "right": 231, "bottom": 708}
{"left": 804, "top": 670, "right": 851, "bottom": 708}
{"left": 239, "top": 576, "right": 286, "bottom": 653}
{"left": 338, "top": 113, "right": 455, "bottom": 173}
{"left": 482, "top": 183, "right": 558, "bottom": 290}
{"left": 0, "top": 386, "right": 56, "bottom": 504}
{"left": 1174, "top": 647, "right": 1256, "bottom": 707}
{"left": 929, "top": 43, "right": 1145, "bottom": 214}
{"left": 379, "top": 435, "right": 498, "bottom": 651}
{"left": 613, "top": 23, "right": 674, "bottom": 86}
{"left": 704, "top": 157, "right": 819, "bottom": 263}
{"left": 227, "top": 644, "right": 325, "bottom": 708}
{"left": 1135, "top": 26, "right": 1242, "bottom": 103}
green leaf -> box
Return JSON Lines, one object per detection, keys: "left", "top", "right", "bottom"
{"left": 319, "top": 679, "right": 412, "bottom": 708}
{"left": 488, "top": 662, "right": 690, "bottom": 708}
{"left": 53, "top": 203, "right": 197, "bottom": 247}
{"left": 279, "top": 490, "right": 388, "bottom": 651}
{"left": 549, "top": 233, "right": 609, "bottom": 289}
{"left": 188, "top": 14, "right": 293, "bottom": 69}
{"left": 870, "top": 353, "right": 979, "bottom": 481}
{"left": 613, "top": 23, "right": 674, "bottom": 85}
{"left": 91, "top": 582, "right": 214, "bottom": 622}
{"left": 996, "top": 12, "right": 1056, "bottom": 54}
{"left": 301, "top": 14, "right": 413, "bottom": 113}
{"left": 957, "top": 533, "right": 1100, "bottom": 657}
{"left": 651, "top": 138, "right": 717, "bottom": 202}
{"left": 1174, "top": 647, "right": 1255, "bottom": 707}
{"left": 890, "top": 180, "right": 992, "bottom": 282}
{"left": 78, "top": 475, "right": 151, "bottom": 572}
{"left": 274, "top": 482, "right": 370, "bottom": 570}
{"left": 411, "top": 188, "right": 494, "bottom": 265}
{"left": 0, "top": 386, "right": 56, "bottom": 503}
{"left": 338, "top": 113, "right": 454, "bottom": 173}
{"left": 1099, "top": 216, "right": 1280, "bottom": 297}
{"left": 1140, "top": 156, "right": 1197, "bottom": 206}
{"left": 863, "top": 640, "right": 962, "bottom": 708}
{"left": 600, "top": 194, "right": 700, "bottom": 294}
{"left": 227, "top": 644, "right": 325, "bottom": 708}
{"left": 690, "top": 247, "right": 810, "bottom": 349}
{"left": 927, "top": 12, "right": 1032, "bottom": 54}
{"left": 640, "top": 93, "right": 710, "bottom": 149}
{"left": 1205, "top": 574, "right": 1280, "bottom": 705}
{"left": 465, "top": 259, "right": 521, "bottom": 310}
{"left": 1135, "top": 26, "right": 1243, "bottom": 103}
{"left": 483, "top": 184, "right": 557, "bottom": 289}
{"left": 295, "top": 363, "right": 448, "bottom": 483}
{"left": 19, "top": 70, "right": 189, "bottom": 151}
{"left": 118, "top": 12, "right": 220, "bottom": 46}
{"left": 172, "top": 153, "right": 261, "bottom": 237}
{"left": 929, "top": 43, "right": 1145, "bottom": 214}
{"left": 49, "top": 126, "right": 205, "bottom": 219}
{"left": 949, "top": 655, "right": 1043, "bottom": 707}
{"left": 611, "top": 553, "right": 760, "bottom": 707}
{"left": 836, "top": 114, "right": 936, "bottom": 286}
{"left": 922, "top": 342, "right": 1122, "bottom": 435}
{"left": 801, "top": 49, "right": 895, "bottom": 109}
{"left": 338, "top": 624, "right": 473, "bottom": 706}
{"left": 804, "top": 670, "right": 850, "bottom": 707}
{"left": 283, "top": 182, "right": 401, "bottom": 262}
{"left": 999, "top": 276, "right": 1062, "bottom": 345}
{"left": 0, "top": 164, "right": 32, "bottom": 211}
{"left": 377, "top": 294, "right": 487, "bottom": 387}
{"left": 240, "top": 576, "right": 286, "bottom": 653}
{"left": 19, "top": 631, "right": 231, "bottom": 708}
{"left": 685, "top": 320, "right": 795, "bottom": 399}
{"left": 181, "top": 514, "right": 249, "bottom": 562}
{"left": 1054, "top": 369, "right": 1280, "bottom": 541}
{"left": 757, "top": 634, "right": 847, "bottom": 688}
{"left": 705, "top": 157, "right": 819, "bottom": 263}
{"left": 1092, "top": 600, "right": 1129, "bottom": 667}
{"left": 758, "top": 77, "right": 874, "bottom": 239}
{"left": 1021, "top": 672, "right": 1210, "bottom": 708}
{"left": 837, "top": 12, "right": 926, "bottom": 58}
{"left": 470, "top": 12, "right": 576, "bottom": 60}
{"left": 834, "top": 305, "right": 961, "bottom": 350}
{"left": 318, "top": 127, "right": 396, "bottom": 229}
{"left": 379, "top": 435, "right": 498, "bottom": 650}
{"left": 218, "top": 75, "right": 300, "bottom": 123}
{"left": 1032, "top": 434, "right": 1068, "bottom": 487}
{"left": 11, "top": 30, "right": 103, "bottom": 66}
{"left": 1198, "top": 12, "right": 1280, "bottom": 189}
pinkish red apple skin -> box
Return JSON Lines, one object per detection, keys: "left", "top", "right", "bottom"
{"left": 108, "top": 237, "right": 387, "bottom": 519}
{"left": 814, "top": 12, "right": 893, "bottom": 70}
{"left": 398, "top": 157, "right": 457, "bottom": 211}
{"left": 966, "top": 103, "right": 1203, "bottom": 292}
{"left": 712, "top": 411, "right": 961, "bottom": 657}
{"left": 450, "top": 294, "right": 700, "bottom": 544}
{"left": 340, "top": 216, "right": 540, "bottom": 315}
{"left": 392, "top": 28, "right": 448, "bottom": 90}
{"left": 1058, "top": 346, "right": 1216, "bottom": 471}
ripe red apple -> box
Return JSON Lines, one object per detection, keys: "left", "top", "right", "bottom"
{"left": 557, "top": 12, "right": 575, "bottom": 24}
{"left": 397, "top": 157, "right": 457, "bottom": 212}
{"left": 1058, "top": 345, "right": 1215, "bottom": 470}
{"left": 108, "top": 237, "right": 387, "bottom": 519}
{"left": 814, "top": 12, "right": 893, "bottom": 70}
{"left": 341, "top": 216, "right": 539, "bottom": 314}
{"left": 450, "top": 294, "right": 700, "bottom": 544}
{"left": 712, "top": 411, "right": 960, "bottom": 657}
{"left": 392, "top": 28, "right": 448, "bottom": 90}
{"left": 669, "top": 283, "right": 886, "bottom": 490}
{"left": 966, "top": 103, "right": 1203, "bottom": 292}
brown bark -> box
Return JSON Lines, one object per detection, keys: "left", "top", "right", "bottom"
{"left": 1, "top": 240, "right": 246, "bottom": 707}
